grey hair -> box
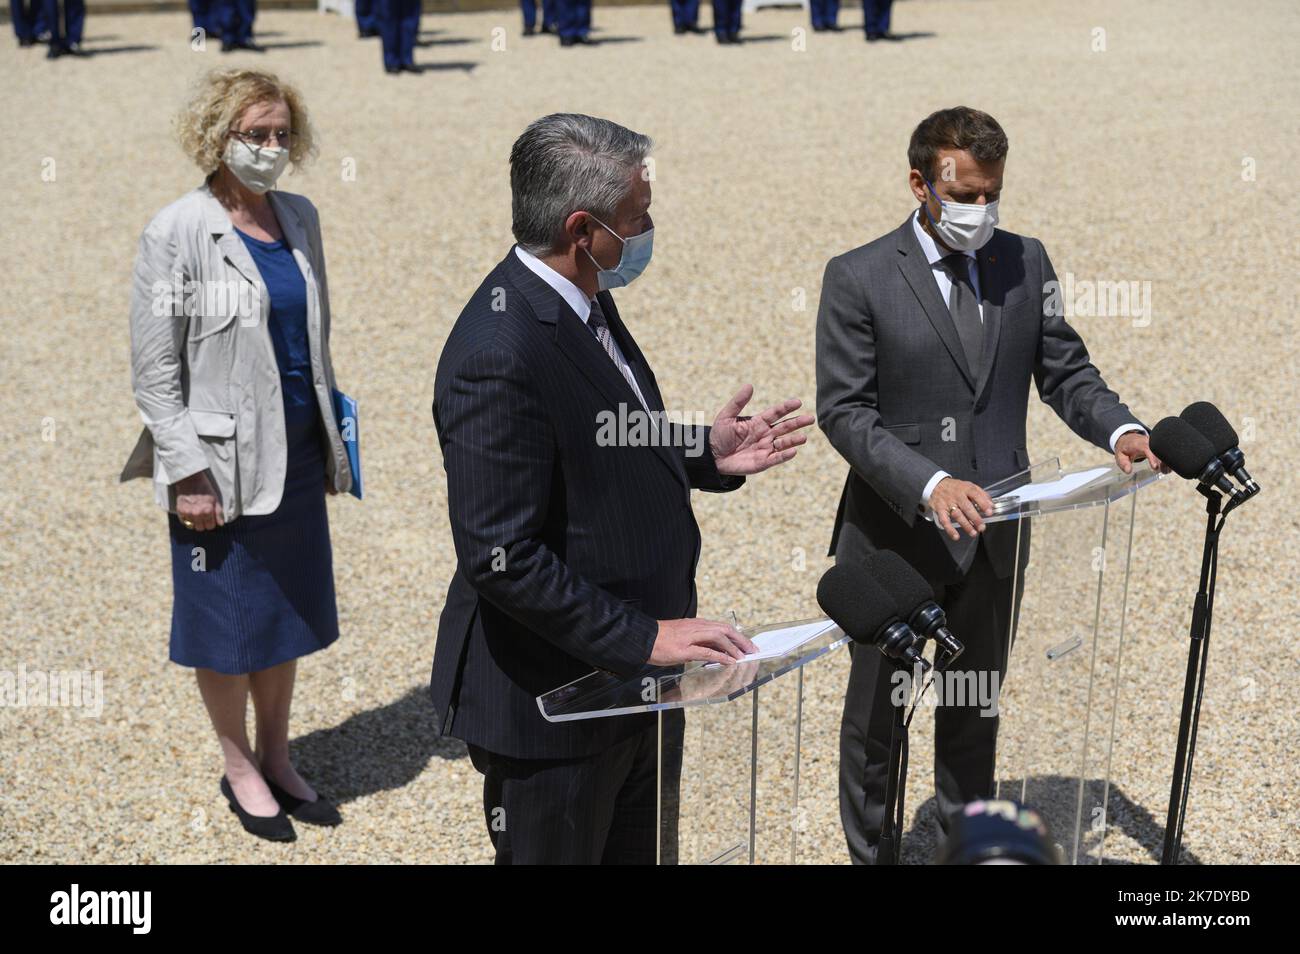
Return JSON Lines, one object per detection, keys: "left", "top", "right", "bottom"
{"left": 510, "top": 113, "right": 653, "bottom": 256}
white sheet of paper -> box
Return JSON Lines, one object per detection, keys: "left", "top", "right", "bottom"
{"left": 997, "top": 466, "right": 1112, "bottom": 504}
{"left": 702, "top": 619, "right": 837, "bottom": 668}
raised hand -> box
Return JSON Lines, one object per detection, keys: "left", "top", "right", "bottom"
{"left": 709, "top": 384, "right": 816, "bottom": 476}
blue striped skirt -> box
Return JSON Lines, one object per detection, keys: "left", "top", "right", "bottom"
{"left": 167, "top": 407, "right": 339, "bottom": 675}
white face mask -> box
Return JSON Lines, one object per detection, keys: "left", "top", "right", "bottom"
{"left": 924, "top": 179, "right": 999, "bottom": 251}
{"left": 223, "top": 138, "right": 290, "bottom": 194}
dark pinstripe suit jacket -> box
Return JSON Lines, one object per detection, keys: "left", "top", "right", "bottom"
{"left": 816, "top": 216, "right": 1144, "bottom": 583}
{"left": 431, "top": 248, "right": 743, "bottom": 760}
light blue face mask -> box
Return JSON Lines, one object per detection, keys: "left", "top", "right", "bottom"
{"left": 584, "top": 214, "right": 654, "bottom": 290}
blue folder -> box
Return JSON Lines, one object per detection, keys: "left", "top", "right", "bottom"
{"left": 331, "top": 388, "right": 363, "bottom": 500}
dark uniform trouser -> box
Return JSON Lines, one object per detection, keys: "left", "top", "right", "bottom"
{"left": 837, "top": 535, "right": 1025, "bottom": 865}
{"left": 468, "top": 708, "right": 684, "bottom": 865}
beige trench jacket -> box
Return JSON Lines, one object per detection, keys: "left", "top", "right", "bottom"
{"left": 120, "top": 180, "right": 353, "bottom": 520}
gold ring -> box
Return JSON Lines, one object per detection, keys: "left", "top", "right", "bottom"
{"left": 181, "top": 518, "right": 195, "bottom": 529}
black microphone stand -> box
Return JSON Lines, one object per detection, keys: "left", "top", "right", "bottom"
{"left": 878, "top": 663, "right": 913, "bottom": 866}
{"left": 878, "top": 648, "right": 952, "bottom": 866}
{"left": 1161, "top": 490, "right": 1226, "bottom": 864}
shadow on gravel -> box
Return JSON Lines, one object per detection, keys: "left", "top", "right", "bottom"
{"left": 897, "top": 776, "right": 1204, "bottom": 865}
{"left": 410, "top": 61, "right": 480, "bottom": 73}
{"left": 76, "top": 45, "right": 160, "bottom": 56}
{"left": 288, "top": 686, "right": 467, "bottom": 806}
{"left": 257, "top": 41, "right": 327, "bottom": 50}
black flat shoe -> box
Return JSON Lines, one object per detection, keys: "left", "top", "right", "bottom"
{"left": 264, "top": 776, "right": 342, "bottom": 827}
{"left": 220, "top": 775, "right": 296, "bottom": 842}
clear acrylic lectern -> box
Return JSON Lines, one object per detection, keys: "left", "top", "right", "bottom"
{"left": 537, "top": 457, "right": 1163, "bottom": 864}
{"left": 979, "top": 457, "right": 1163, "bottom": 865}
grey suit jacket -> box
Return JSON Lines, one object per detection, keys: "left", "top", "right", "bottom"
{"left": 119, "top": 181, "right": 352, "bottom": 520}
{"left": 816, "top": 214, "right": 1143, "bottom": 582}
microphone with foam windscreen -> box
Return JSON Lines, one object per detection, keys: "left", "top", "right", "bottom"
{"left": 863, "top": 550, "right": 964, "bottom": 667}
{"left": 1149, "top": 416, "right": 1245, "bottom": 505}
{"left": 816, "top": 562, "right": 930, "bottom": 672}
{"left": 1180, "top": 401, "right": 1259, "bottom": 495}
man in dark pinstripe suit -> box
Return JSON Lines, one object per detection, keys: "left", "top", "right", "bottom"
{"left": 431, "top": 113, "right": 814, "bottom": 864}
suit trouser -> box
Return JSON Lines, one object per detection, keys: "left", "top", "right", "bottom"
{"left": 216, "top": 0, "right": 253, "bottom": 44}
{"left": 555, "top": 0, "right": 590, "bottom": 39}
{"left": 669, "top": 0, "right": 698, "bottom": 27}
{"left": 355, "top": 0, "right": 377, "bottom": 33}
{"left": 809, "top": 0, "right": 840, "bottom": 29}
{"left": 711, "top": 0, "right": 740, "bottom": 35}
{"left": 520, "top": 0, "right": 556, "bottom": 30}
{"left": 11, "top": 0, "right": 40, "bottom": 39}
{"left": 42, "top": 0, "right": 83, "bottom": 46}
{"left": 862, "top": 0, "right": 892, "bottom": 34}
{"left": 467, "top": 709, "right": 684, "bottom": 864}
{"left": 189, "top": 0, "right": 218, "bottom": 38}
{"left": 377, "top": 0, "right": 419, "bottom": 67}
{"left": 837, "top": 536, "right": 1024, "bottom": 865}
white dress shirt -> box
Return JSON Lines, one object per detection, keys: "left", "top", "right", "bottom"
{"left": 908, "top": 211, "right": 1144, "bottom": 511}
{"left": 514, "top": 245, "right": 652, "bottom": 413}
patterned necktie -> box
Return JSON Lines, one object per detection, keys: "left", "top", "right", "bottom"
{"left": 940, "top": 252, "right": 984, "bottom": 380}
{"left": 587, "top": 296, "right": 647, "bottom": 409}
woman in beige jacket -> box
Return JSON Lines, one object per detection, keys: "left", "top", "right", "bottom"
{"left": 122, "top": 68, "right": 352, "bottom": 842}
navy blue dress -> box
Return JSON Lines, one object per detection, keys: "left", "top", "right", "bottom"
{"left": 167, "top": 226, "right": 339, "bottom": 675}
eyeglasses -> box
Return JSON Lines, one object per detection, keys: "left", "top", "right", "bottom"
{"left": 228, "top": 127, "right": 296, "bottom": 148}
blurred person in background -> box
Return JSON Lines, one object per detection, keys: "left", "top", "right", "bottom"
{"left": 215, "top": 0, "right": 261, "bottom": 52}
{"left": 121, "top": 68, "right": 353, "bottom": 842}
{"left": 355, "top": 0, "right": 379, "bottom": 38}
{"left": 521, "top": 0, "right": 557, "bottom": 36}
{"left": 863, "top": 0, "right": 895, "bottom": 41}
{"left": 712, "top": 0, "right": 740, "bottom": 43}
{"left": 668, "top": 0, "right": 704, "bottom": 35}
{"left": 10, "top": 0, "right": 43, "bottom": 47}
{"left": 555, "top": 0, "right": 592, "bottom": 45}
{"left": 809, "top": 0, "right": 840, "bottom": 32}
{"left": 377, "top": 0, "right": 420, "bottom": 72}
{"left": 41, "top": 0, "right": 85, "bottom": 56}
{"left": 189, "top": 0, "right": 220, "bottom": 45}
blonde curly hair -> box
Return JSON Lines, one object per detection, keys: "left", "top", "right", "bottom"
{"left": 175, "top": 67, "right": 317, "bottom": 176}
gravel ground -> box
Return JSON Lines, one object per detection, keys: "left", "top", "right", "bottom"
{"left": 1, "top": 0, "right": 1297, "bottom": 864}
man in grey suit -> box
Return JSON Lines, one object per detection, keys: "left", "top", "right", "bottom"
{"left": 815, "top": 106, "right": 1168, "bottom": 864}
